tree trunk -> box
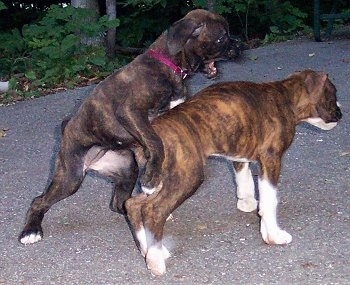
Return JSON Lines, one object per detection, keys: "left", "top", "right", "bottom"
{"left": 71, "top": 0, "right": 102, "bottom": 46}
{"left": 206, "top": 0, "right": 216, "bottom": 12}
{"left": 106, "top": 0, "right": 116, "bottom": 58}
{"left": 71, "top": 0, "right": 99, "bottom": 12}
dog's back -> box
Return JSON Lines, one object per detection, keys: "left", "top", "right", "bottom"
{"left": 151, "top": 80, "right": 296, "bottom": 164}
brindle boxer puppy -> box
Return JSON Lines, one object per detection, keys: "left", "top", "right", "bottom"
{"left": 19, "top": 9, "right": 241, "bottom": 245}
{"left": 125, "top": 70, "right": 342, "bottom": 276}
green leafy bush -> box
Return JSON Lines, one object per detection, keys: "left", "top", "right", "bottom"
{"left": 0, "top": 4, "right": 120, "bottom": 101}
{"left": 116, "top": 0, "right": 191, "bottom": 47}
{"left": 0, "top": 0, "right": 6, "bottom": 11}
{"left": 193, "top": 0, "right": 307, "bottom": 41}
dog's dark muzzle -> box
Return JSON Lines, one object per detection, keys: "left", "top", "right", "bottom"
{"left": 225, "top": 37, "right": 243, "bottom": 59}
{"left": 328, "top": 105, "right": 342, "bottom": 122}
{"left": 335, "top": 106, "right": 342, "bottom": 120}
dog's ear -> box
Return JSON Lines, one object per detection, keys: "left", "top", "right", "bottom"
{"left": 305, "top": 71, "right": 328, "bottom": 96}
{"left": 167, "top": 19, "right": 204, "bottom": 55}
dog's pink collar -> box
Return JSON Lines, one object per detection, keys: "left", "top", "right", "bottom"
{"left": 147, "top": 49, "right": 188, "bottom": 79}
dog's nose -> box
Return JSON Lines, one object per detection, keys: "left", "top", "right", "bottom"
{"left": 335, "top": 106, "right": 342, "bottom": 120}
{"left": 227, "top": 38, "right": 243, "bottom": 59}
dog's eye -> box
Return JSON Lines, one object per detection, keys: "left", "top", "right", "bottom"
{"left": 216, "top": 37, "right": 224, "bottom": 43}
{"left": 216, "top": 34, "right": 227, "bottom": 44}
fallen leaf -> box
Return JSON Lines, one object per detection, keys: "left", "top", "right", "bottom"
{"left": 0, "top": 129, "right": 8, "bottom": 137}
{"left": 196, "top": 223, "right": 208, "bottom": 231}
{"left": 301, "top": 262, "right": 318, "bottom": 269}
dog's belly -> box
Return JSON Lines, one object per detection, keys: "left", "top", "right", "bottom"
{"left": 83, "top": 146, "right": 134, "bottom": 177}
{"left": 210, "top": 154, "right": 252, "bottom": 163}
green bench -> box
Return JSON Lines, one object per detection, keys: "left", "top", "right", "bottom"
{"left": 314, "top": 0, "right": 350, "bottom": 41}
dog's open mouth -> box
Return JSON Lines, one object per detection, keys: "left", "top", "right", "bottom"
{"left": 205, "top": 61, "right": 217, "bottom": 78}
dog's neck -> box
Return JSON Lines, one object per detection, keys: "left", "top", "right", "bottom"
{"left": 148, "top": 35, "right": 195, "bottom": 75}
{"left": 281, "top": 77, "right": 316, "bottom": 122}
{"left": 147, "top": 49, "right": 188, "bottom": 79}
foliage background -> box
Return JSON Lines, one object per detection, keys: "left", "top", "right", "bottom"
{"left": 0, "top": 0, "right": 349, "bottom": 102}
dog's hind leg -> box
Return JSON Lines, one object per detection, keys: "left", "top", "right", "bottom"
{"left": 18, "top": 144, "right": 85, "bottom": 245}
{"left": 125, "top": 192, "right": 169, "bottom": 260}
{"left": 87, "top": 148, "right": 138, "bottom": 215}
{"left": 125, "top": 193, "right": 149, "bottom": 257}
{"left": 141, "top": 172, "right": 204, "bottom": 276}
{"left": 140, "top": 197, "right": 172, "bottom": 276}
{"left": 258, "top": 156, "right": 292, "bottom": 245}
{"left": 111, "top": 151, "right": 138, "bottom": 215}
{"left": 233, "top": 162, "right": 258, "bottom": 212}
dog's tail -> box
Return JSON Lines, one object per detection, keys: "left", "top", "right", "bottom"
{"left": 61, "top": 118, "right": 70, "bottom": 134}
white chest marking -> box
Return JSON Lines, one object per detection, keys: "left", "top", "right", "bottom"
{"left": 303, "top": 117, "right": 337, "bottom": 130}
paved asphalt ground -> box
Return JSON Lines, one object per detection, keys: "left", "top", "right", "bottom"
{"left": 0, "top": 37, "right": 349, "bottom": 284}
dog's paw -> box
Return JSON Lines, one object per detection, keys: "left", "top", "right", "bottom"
{"left": 261, "top": 228, "right": 292, "bottom": 245}
{"left": 237, "top": 198, "right": 258, "bottom": 212}
{"left": 141, "top": 181, "right": 163, "bottom": 195}
{"left": 18, "top": 228, "right": 43, "bottom": 245}
{"left": 146, "top": 246, "right": 167, "bottom": 276}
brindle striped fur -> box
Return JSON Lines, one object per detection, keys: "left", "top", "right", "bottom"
{"left": 125, "top": 69, "right": 342, "bottom": 276}
{"left": 18, "top": 9, "right": 240, "bottom": 246}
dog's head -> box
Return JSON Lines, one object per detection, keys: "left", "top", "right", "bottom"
{"left": 167, "top": 9, "right": 241, "bottom": 78}
{"left": 295, "top": 70, "right": 342, "bottom": 130}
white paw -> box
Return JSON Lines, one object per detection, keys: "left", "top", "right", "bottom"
{"left": 237, "top": 198, "right": 258, "bottom": 212}
{"left": 262, "top": 228, "right": 292, "bottom": 245}
{"left": 135, "top": 227, "right": 148, "bottom": 257}
{"left": 20, "top": 233, "right": 42, "bottom": 245}
{"left": 146, "top": 246, "right": 166, "bottom": 276}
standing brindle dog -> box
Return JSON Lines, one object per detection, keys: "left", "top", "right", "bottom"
{"left": 19, "top": 9, "right": 240, "bottom": 245}
{"left": 125, "top": 70, "right": 342, "bottom": 276}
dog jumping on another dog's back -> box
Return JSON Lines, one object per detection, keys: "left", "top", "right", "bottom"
{"left": 125, "top": 70, "right": 342, "bottom": 276}
{"left": 19, "top": 9, "right": 241, "bottom": 245}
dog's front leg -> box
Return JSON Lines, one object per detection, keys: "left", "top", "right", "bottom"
{"left": 169, "top": 81, "right": 187, "bottom": 109}
{"left": 258, "top": 156, "right": 292, "bottom": 245}
{"left": 115, "top": 107, "right": 164, "bottom": 189}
